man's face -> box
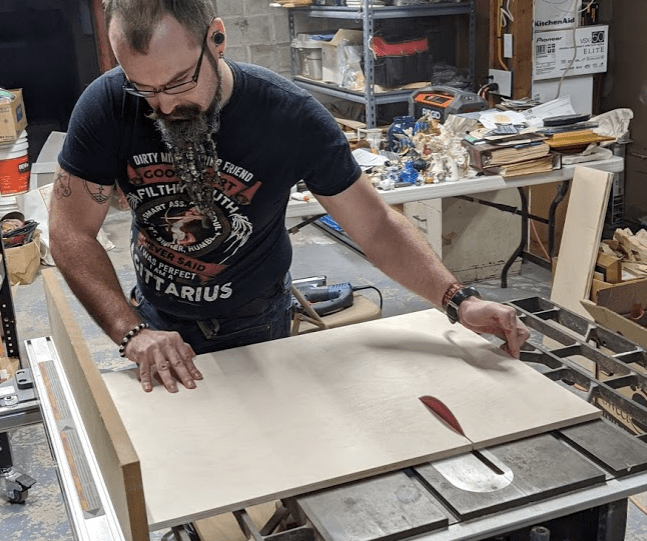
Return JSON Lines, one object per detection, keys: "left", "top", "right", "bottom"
{"left": 109, "top": 13, "right": 224, "bottom": 218}
{"left": 109, "top": 14, "right": 220, "bottom": 121}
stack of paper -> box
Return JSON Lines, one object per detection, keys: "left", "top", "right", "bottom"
{"left": 483, "top": 155, "right": 556, "bottom": 177}
{"left": 462, "top": 132, "right": 556, "bottom": 177}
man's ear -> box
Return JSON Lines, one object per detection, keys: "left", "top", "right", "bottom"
{"left": 207, "top": 18, "right": 226, "bottom": 55}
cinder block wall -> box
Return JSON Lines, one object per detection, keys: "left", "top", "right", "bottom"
{"left": 215, "top": 0, "right": 292, "bottom": 77}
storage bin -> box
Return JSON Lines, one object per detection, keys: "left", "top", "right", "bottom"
{"left": 369, "top": 35, "right": 432, "bottom": 88}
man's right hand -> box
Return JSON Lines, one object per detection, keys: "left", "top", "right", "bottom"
{"left": 123, "top": 329, "right": 203, "bottom": 393}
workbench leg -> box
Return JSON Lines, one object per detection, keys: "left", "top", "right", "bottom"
{"left": 597, "top": 499, "right": 628, "bottom": 541}
{"left": 548, "top": 181, "right": 570, "bottom": 259}
{"left": 0, "top": 431, "right": 13, "bottom": 471}
{"left": 500, "top": 187, "right": 529, "bottom": 288}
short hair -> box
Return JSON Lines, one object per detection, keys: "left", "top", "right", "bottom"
{"left": 104, "top": 0, "right": 216, "bottom": 53}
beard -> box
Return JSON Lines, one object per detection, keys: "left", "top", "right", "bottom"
{"left": 151, "top": 65, "right": 222, "bottom": 150}
{"left": 152, "top": 94, "right": 220, "bottom": 148}
{"left": 151, "top": 53, "right": 224, "bottom": 220}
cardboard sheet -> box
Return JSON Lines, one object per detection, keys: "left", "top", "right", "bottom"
{"left": 102, "top": 309, "right": 599, "bottom": 530}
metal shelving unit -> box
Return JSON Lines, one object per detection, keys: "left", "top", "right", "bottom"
{"left": 288, "top": 0, "right": 476, "bottom": 128}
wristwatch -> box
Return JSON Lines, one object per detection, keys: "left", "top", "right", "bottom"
{"left": 444, "top": 286, "right": 481, "bottom": 324}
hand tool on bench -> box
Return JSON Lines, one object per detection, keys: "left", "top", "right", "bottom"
{"left": 294, "top": 282, "right": 354, "bottom": 317}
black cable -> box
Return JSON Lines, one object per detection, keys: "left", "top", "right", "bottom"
{"left": 351, "top": 285, "right": 383, "bottom": 311}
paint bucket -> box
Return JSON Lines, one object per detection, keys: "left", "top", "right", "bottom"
{"left": 0, "top": 130, "right": 30, "bottom": 197}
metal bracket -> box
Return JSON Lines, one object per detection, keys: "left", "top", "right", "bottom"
{"left": 233, "top": 502, "right": 314, "bottom": 541}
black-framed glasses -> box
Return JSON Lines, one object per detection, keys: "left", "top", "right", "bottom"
{"left": 123, "top": 29, "right": 209, "bottom": 98}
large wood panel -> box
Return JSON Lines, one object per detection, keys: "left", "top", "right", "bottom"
{"left": 550, "top": 166, "right": 613, "bottom": 319}
{"left": 103, "top": 309, "right": 599, "bottom": 530}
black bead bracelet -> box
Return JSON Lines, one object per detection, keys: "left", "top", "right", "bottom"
{"left": 118, "top": 322, "right": 149, "bottom": 358}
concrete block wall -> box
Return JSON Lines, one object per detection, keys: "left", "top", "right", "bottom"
{"left": 215, "top": 0, "right": 292, "bottom": 77}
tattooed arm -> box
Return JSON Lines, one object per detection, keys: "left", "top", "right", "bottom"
{"left": 49, "top": 168, "right": 123, "bottom": 334}
{"left": 49, "top": 168, "right": 202, "bottom": 393}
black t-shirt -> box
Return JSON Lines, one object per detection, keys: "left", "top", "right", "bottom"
{"left": 59, "top": 61, "right": 361, "bottom": 319}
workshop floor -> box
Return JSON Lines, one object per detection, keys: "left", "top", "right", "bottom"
{"left": 2, "top": 206, "right": 646, "bottom": 540}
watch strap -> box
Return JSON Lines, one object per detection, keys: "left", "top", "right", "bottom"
{"left": 445, "top": 286, "right": 481, "bottom": 324}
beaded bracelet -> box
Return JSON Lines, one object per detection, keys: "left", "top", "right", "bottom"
{"left": 118, "top": 322, "right": 149, "bottom": 358}
{"left": 442, "top": 282, "right": 464, "bottom": 309}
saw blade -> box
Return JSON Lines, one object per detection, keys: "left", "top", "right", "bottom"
{"left": 419, "top": 395, "right": 466, "bottom": 437}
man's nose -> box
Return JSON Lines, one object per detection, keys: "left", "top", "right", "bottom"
{"left": 150, "top": 92, "right": 179, "bottom": 115}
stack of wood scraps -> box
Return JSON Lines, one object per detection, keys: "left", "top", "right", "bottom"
{"left": 591, "top": 228, "right": 647, "bottom": 324}
{"left": 602, "top": 228, "right": 647, "bottom": 279}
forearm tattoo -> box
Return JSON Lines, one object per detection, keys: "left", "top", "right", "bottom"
{"left": 53, "top": 169, "right": 72, "bottom": 199}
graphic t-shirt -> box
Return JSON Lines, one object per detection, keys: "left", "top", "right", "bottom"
{"left": 59, "top": 61, "right": 361, "bottom": 319}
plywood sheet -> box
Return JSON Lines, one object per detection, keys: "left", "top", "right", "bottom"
{"left": 102, "top": 309, "right": 599, "bottom": 530}
{"left": 551, "top": 166, "right": 613, "bottom": 319}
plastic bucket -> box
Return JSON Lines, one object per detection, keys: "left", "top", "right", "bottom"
{"left": 0, "top": 131, "right": 30, "bottom": 196}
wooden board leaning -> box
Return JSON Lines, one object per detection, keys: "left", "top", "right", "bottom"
{"left": 551, "top": 166, "right": 614, "bottom": 319}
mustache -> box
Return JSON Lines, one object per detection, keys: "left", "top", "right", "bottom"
{"left": 147, "top": 104, "right": 203, "bottom": 122}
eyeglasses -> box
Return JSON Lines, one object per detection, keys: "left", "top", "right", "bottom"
{"left": 123, "top": 30, "right": 208, "bottom": 98}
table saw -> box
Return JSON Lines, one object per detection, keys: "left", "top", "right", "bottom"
{"left": 2, "top": 278, "right": 647, "bottom": 541}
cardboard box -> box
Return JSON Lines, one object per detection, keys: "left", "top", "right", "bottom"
{"left": 581, "top": 279, "right": 647, "bottom": 434}
{"left": 533, "top": 25, "right": 608, "bottom": 81}
{"left": 0, "top": 89, "right": 28, "bottom": 143}
{"left": 321, "top": 29, "right": 363, "bottom": 85}
{"left": 535, "top": 0, "right": 577, "bottom": 31}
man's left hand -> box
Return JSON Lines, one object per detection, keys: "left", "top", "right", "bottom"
{"left": 457, "top": 297, "right": 530, "bottom": 358}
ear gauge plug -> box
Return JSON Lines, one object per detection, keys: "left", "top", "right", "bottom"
{"left": 213, "top": 32, "right": 225, "bottom": 45}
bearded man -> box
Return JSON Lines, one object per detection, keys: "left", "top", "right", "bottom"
{"left": 49, "top": 0, "right": 529, "bottom": 394}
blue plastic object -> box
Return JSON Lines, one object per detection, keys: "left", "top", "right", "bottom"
{"left": 387, "top": 115, "right": 416, "bottom": 152}
{"left": 399, "top": 161, "right": 419, "bottom": 184}
{"left": 318, "top": 214, "right": 344, "bottom": 232}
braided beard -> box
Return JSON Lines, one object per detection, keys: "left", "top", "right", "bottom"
{"left": 153, "top": 71, "right": 223, "bottom": 222}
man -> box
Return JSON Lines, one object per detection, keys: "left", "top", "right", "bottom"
{"left": 49, "top": 0, "right": 529, "bottom": 394}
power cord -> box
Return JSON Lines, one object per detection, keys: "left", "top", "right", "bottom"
{"left": 496, "top": 0, "right": 510, "bottom": 71}
{"left": 554, "top": 0, "right": 597, "bottom": 99}
{"left": 352, "top": 285, "right": 384, "bottom": 311}
{"left": 479, "top": 82, "right": 499, "bottom": 99}
{"left": 500, "top": 0, "right": 514, "bottom": 29}
{"left": 554, "top": 23, "right": 578, "bottom": 99}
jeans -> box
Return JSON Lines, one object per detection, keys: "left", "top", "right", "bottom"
{"left": 131, "top": 273, "right": 293, "bottom": 355}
